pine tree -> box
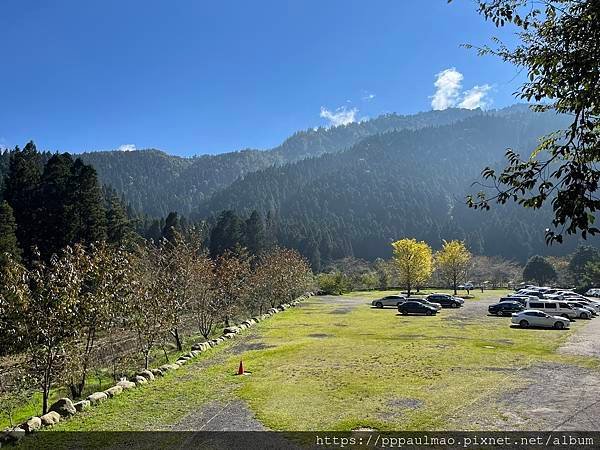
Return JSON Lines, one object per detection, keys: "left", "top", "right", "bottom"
{"left": 106, "top": 195, "right": 136, "bottom": 247}
{"left": 265, "top": 210, "right": 278, "bottom": 248}
{"left": 0, "top": 201, "right": 21, "bottom": 266}
{"left": 305, "top": 238, "right": 321, "bottom": 272}
{"left": 38, "top": 153, "right": 75, "bottom": 257}
{"left": 209, "top": 210, "right": 244, "bottom": 257}
{"left": 146, "top": 219, "right": 163, "bottom": 243}
{"left": 2, "top": 142, "right": 42, "bottom": 260}
{"left": 243, "top": 210, "right": 266, "bottom": 256}
{"left": 162, "top": 212, "right": 180, "bottom": 244}
{"left": 69, "top": 159, "right": 107, "bottom": 245}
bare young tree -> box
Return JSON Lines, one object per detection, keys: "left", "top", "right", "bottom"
{"left": 214, "top": 249, "right": 252, "bottom": 326}
{"left": 251, "top": 247, "right": 313, "bottom": 311}
{"left": 189, "top": 252, "right": 218, "bottom": 338}
{"left": 65, "top": 243, "right": 131, "bottom": 398}
{"left": 23, "top": 246, "right": 88, "bottom": 414}
{"left": 128, "top": 245, "right": 172, "bottom": 369}
{"left": 159, "top": 228, "right": 205, "bottom": 351}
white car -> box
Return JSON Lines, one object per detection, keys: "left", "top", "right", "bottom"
{"left": 561, "top": 292, "right": 600, "bottom": 305}
{"left": 585, "top": 288, "right": 600, "bottom": 298}
{"left": 565, "top": 301, "right": 597, "bottom": 316}
{"left": 458, "top": 282, "right": 474, "bottom": 290}
{"left": 525, "top": 299, "right": 591, "bottom": 320}
{"left": 372, "top": 295, "right": 406, "bottom": 308}
{"left": 512, "top": 310, "right": 571, "bottom": 329}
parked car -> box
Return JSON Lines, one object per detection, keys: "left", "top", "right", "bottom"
{"left": 426, "top": 294, "right": 463, "bottom": 308}
{"left": 566, "top": 297, "right": 600, "bottom": 311}
{"left": 458, "top": 282, "right": 474, "bottom": 290}
{"left": 560, "top": 291, "right": 599, "bottom": 304}
{"left": 372, "top": 295, "right": 406, "bottom": 308}
{"left": 511, "top": 310, "right": 571, "bottom": 329}
{"left": 585, "top": 288, "right": 600, "bottom": 297}
{"left": 518, "top": 289, "right": 544, "bottom": 298}
{"left": 408, "top": 297, "right": 442, "bottom": 310}
{"left": 565, "top": 301, "right": 597, "bottom": 316}
{"left": 525, "top": 300, "right": 591, "bottom": 320}
{"left": 500, "top": 296, "right": 528, "bottom": 306}
{"left": 488, "top": 301, "right": 524, "bottom": 316}
{"left": 398, "top": 301, "right": 438, "bottom": 316}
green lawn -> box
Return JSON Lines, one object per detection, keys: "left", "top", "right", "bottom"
{"left": 17, "top": 289, "right": 599, "bottom": 441}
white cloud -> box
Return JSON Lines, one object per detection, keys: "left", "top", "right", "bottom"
{"left": 117, "top": 144, "right": 136, "bottom": 152}
{"left": 320, "top": 106, "right": 358, "bottom": 127}
{"left": 459, "top": 84, "right": 492, "bottom": 109}
{"left": 431, "top": 68, "right": 464, "bottom": 110}
{"left": 430, "top": 68, "right": 493, "bottom": 110}
{"left": 362, "top": 92, "right": 376, "bottom": 101}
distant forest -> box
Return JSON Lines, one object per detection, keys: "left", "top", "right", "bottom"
{"left": 0, "top": 105, "right": 594, "bottom": 270}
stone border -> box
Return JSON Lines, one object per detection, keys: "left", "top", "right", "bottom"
{"left": 0, "top": 293, "right": 314, "bottom": 444}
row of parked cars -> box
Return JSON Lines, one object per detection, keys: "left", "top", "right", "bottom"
{"left": 372, "top": 293, "right": 464, "bottom": 316}
{"left": 487, "top": 285, "right": 600, "bottom": 329}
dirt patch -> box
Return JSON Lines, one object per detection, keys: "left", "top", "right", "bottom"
{"left": 230, "top": 342, "right": 276, "bottom": 355}
{"left": 559, "top": 318, "right": 600, "bottom": 359}
{"left": 169, "top": 400, "right": 303, "bottom": 446}
{"left": 484, "top": 367, "right": 519, "bottom": 373}
{"left": 308, "top": 333, "right": 331, "bottom": 338}
{"left": 456, "top": 362, "right": 600, "bottom": 431}
{"left": 376, "top": 397, "right": 423, "bottom": 422}
{"left": 388, "top": 398, "right": 423, "bottom": 410}
{"left": 170, "top": 400, "right": 267, "bottom": 431}
{"left": 330, "top": 308, "right": 353, "bottom": 314}
{"left": 496, "top": 363, "right": 600, "bottom": 431}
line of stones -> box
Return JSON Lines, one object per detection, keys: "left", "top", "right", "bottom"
{"left": 0, "top": 294, "right": 311, "bottom": 444}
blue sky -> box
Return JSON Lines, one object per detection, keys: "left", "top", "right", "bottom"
{"left": 0, "top": 0, "right": 522, "bottom": 156}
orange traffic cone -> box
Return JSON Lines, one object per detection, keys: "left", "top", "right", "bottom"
{"left": 237, "top": 360, "right": 245, "bottom": 375}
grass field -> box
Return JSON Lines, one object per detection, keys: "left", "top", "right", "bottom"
{"left": 17, "top": 289, "right": 600, "bottom": 443}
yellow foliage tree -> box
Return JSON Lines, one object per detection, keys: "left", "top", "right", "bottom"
{"left": 435, "top": 240, "right": 472, "bottom": 295}
{"left": 391, "top": 238, "right": 433, "bottom": 296}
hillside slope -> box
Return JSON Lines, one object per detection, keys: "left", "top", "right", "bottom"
{"left": 197, "top": 109, "right": 576, "bottom": 263}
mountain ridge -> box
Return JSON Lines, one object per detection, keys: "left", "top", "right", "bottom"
{"left": 71, "top": 106, "right": 519, "bottom": 216}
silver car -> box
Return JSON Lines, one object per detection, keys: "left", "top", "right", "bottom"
{"left": 511, "top": 310, "right": 571, "bottom": 329}
{"left": 372, "top": 295, "right": 406, "bottom": 308}
{"left": 565, "top": 301, "right": 597, "bottom": 316}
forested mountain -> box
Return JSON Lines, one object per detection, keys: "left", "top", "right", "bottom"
{"left": 197, "top": 109, "right": 581, "bottom": 266}
{"left": 1, "top": 105, "right": 590, "bottom": 267}
{"left": 78, "top": 149, "right": 279, "bottom": 217}
{"left": 0, "top": 107, "right": 493, "bottom": 218}
{"left": 270, "top": 107, "right": 487, "bottom": 161}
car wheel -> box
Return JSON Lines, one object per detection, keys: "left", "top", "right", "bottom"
{"left": 426, "top": 310, "right": 432, "bottom": 316}
{"left": 452, "top": 302, "right": 459, "bottom": 308}
{"left": 375, "top": 302, "right": 383, "bottom": 309}
{"left": 580, "top": 312, "right": 588, "bottom": 319}
{"left": 519, "top": 320, "right": 529, "bottom": 328}
{"left": 554, "top": 321, "right": 565, "bottom": 330}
